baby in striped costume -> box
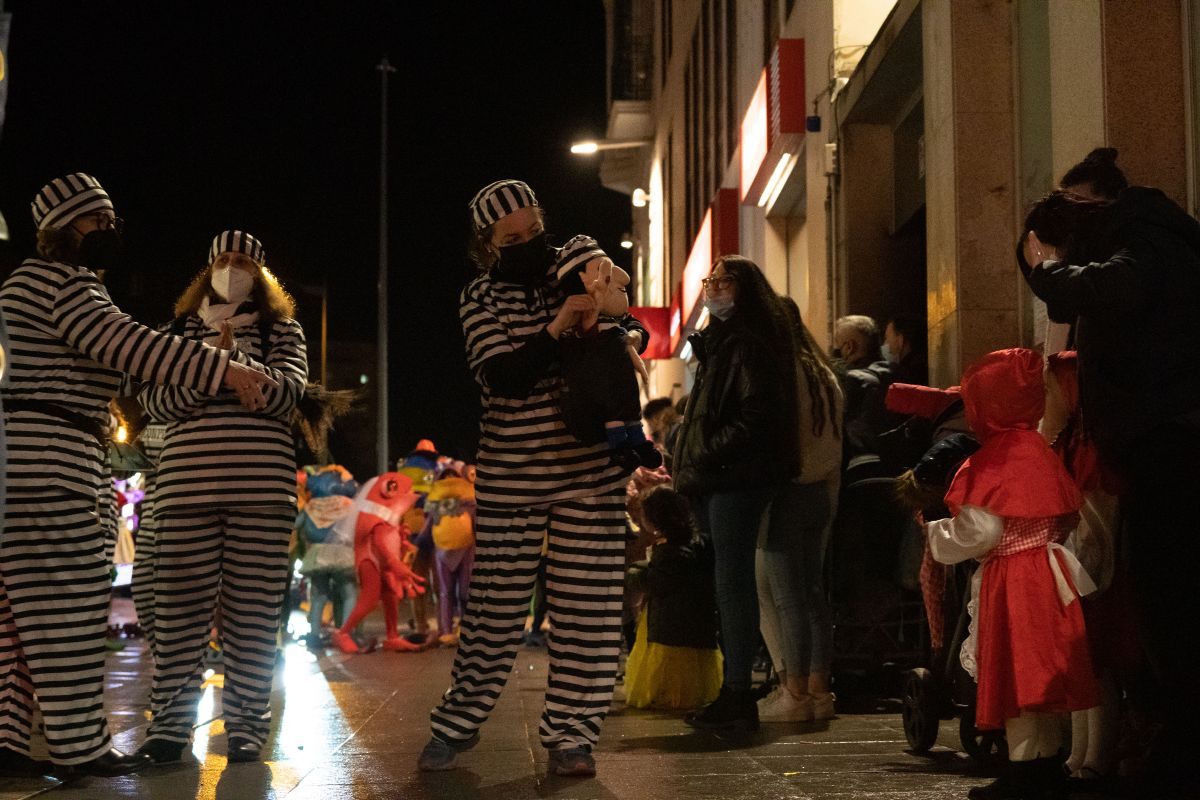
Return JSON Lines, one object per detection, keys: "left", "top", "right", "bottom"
{"left": 553, "top": 235, "right": 660, "bottom": 473}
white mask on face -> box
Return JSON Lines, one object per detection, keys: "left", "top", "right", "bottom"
{"left": 704, "top": 296, "right": 736, "bottom": 321}
{"left": 211, "top": 265, "right": 255, "bottom": 304}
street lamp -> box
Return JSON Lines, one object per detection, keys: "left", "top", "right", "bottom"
{"left": 569, "top": 138, "right": 652, "bottom": 155}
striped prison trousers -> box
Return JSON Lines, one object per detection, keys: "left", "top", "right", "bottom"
{"left": 131, "top": 518, "right": 158, "bottom": 657}
{"left": 430, "top": 490, "right": 626, "bottom": 751}
{"left": 145, "top": 508, "right": 293, "bottom": 747}
{"left": 0, "top": 492, "right": 116, "bottom": 764}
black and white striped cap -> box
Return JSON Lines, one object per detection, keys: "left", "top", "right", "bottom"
{"left": 208, "top": 230, "right": 266, "bottom": 265}
{"left": 469, "top": 179, "right": 538, "bottom": 231}
{"left": 555, "top": 234, "right": 606, "bottom": 281}
{"left": 31, "top": 173, "right": 114, "bottom": 230}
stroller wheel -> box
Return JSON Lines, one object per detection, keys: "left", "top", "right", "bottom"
{"left": 959, "top": 705, "right": 1007, "bottom": 765}
{"left": 901, "top": 668, "right": 940, "bottom": 753}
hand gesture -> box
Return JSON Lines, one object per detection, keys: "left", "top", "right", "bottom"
{"left": 221, "top": 360, "right": 280, "bottom": 412}
{"left": 216, "top": 321, "right": 235, "bottom": 350}
{"left": 548, "top": 294, "right": 598, "bottom": 338}
{"left": 1022, "top": 231, "right": 1060, "bottom": 268}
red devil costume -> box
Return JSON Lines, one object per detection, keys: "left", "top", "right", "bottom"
{"left": 926, "top": 348, "right": 1098, "bottom": 731}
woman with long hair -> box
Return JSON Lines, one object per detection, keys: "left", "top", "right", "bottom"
{"left": 135, "top": 230, "right": 308, "bottom": 765}
{"left": 673, "top": 254, "right": 799, "bottom": 731}
{"left": 755, "top": 296, "right": 844, "bottom": 722}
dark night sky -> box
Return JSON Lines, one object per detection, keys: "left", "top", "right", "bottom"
{"left": 0, "top": 1, "right": 632, "bottom": 468}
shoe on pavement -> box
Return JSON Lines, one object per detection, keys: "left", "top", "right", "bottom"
{"left": 417, "top": 733, "right": 479, "bottom": 771}
{"left": 757, "top": 688, "right": 814, "bottom": 723}
{"left": 811, "top": 691, "right": 836, "bottom": 720}
{"left": 135, "top": 738, "right": 186, "bottom": 765}
{"left": 0, "top": 746, "right": 52, "bottom": 777}
{"left": 685, "top": 686, "right": 759, "bottom": 732}
{"left": 227, "top": 737, "right": 262, "bottom": 763}
{"left": 548, "top": 746, "right": 596, "bottom": 777}
{"left": 54, "top": 748, "right": 152, "bottom": 777}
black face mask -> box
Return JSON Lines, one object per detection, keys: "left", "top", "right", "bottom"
{"left": 76, "top": 228, "right": 124, "bottom": 272}
{"left": 494, "top": 232, "right": 552, "bottom": 285}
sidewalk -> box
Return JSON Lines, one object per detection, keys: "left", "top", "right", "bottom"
{"left": 0, "top": 622, "right": 988, "bottom": 799}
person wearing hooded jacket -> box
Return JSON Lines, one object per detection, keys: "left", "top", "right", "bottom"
{"left": 1021, "top": 156, "right": 1200, "bottom": 796}
{"left": 0, "top": 175, "right": 274, "bottom": 778}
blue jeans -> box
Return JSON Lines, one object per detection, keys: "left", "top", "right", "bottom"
{"left": 694, "top": 487, "right": 775, "bottom": 691}
{"left": 759, "top": 480, "right": 837, "bottom": 676}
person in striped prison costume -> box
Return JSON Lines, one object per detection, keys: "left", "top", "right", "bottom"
{"left": 134, "top": 231, "right": 307, "bottom": 766}
{"left": 419, "top": 180, "right": 649, "bottom": 778}
{"left": 0, "top": 175, "right": 276, "bottom": 778}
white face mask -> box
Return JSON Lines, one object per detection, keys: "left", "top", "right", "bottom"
{"left": 704, "top": 296, "right": 736, "bottom": 321}
{"left": 211, "top": 265, "right": 255, "bottom": 304}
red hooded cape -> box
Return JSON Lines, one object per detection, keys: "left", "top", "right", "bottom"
{"left": 945, "top": 348, "right": 1082, "bottom": 517}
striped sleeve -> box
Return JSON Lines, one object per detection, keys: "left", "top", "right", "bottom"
{"left": 137, "top": 324, "right": 209, "bottom": 421}
{"left": 258, "top": 319, "right": 308, "bottom": 420}
{"left": 460, "top": 281, "right": 515, "bottom": 377}
{"left": 52, "top": 269, "right": 230, "bottom": 395}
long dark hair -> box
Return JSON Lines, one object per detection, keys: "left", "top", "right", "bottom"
{"left": 779, "top": 296, "right": 840, "bottom": 438}
{"left": 712, "top": 255, "right": 801, "bottom": 469}
{"left": 712, "top": 255, "right": 792, "bottom": 356}
{"left": 1024, "top": 190, "right": 1117, "bottom": 265}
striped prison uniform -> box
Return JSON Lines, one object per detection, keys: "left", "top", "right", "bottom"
{"left": 430, "top": 263, "right": 635, "bottom": 752}
{"left": 139, "top": 312, "right": 306, "bottom": 748}
{"left": 0, "top": 259, "right": 230, "bottom": 765}
{"left": 131, "top": 423, "right": 166, "bottom": 656}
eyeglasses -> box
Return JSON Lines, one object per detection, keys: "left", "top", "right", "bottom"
{"left": 77, "top": 212, "right": 125, "bottom": 234}
{"left": 701, "top": 275, "right": 735, "bottom": 290}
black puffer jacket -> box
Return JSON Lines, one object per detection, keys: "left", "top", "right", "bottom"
{"left": 626, "top": 539, "right": 717, "bottom": 649}
{"left": 671, "top": 313, "right": 796, "bottom": 495}
{"left": 1021, "top": 187, "right": 1200, "bottom": 458}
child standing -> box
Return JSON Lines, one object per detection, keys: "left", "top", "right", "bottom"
{"left": 926, "top": 349, "right": 1098, "bottom": 800}
{"left": 623, "top": 487, "right": 722, "bottom": 711}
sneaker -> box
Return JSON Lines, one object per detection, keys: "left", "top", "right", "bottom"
{"left": 757, "top": 688, "right": 814, "bottom": 723}
{"left": 811, "top": 691, "right": 836, "bottom": 720}
{"left": 684, "top": 686, "right": 759, "bottom": 732}
{"left": 548, "top": 746, "right": 596, "bottom": 777}
{"left": 416, "top": 733, "right": 479, "bottom": 772}
{"left": 523, "top": 630, "right": 547, "bottom": 648}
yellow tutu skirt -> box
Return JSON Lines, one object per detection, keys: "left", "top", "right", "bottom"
{"left": 623, "top": 609, "right": 722, "bottom": 710}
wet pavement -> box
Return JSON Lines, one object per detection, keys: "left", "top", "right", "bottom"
{"left": 0, "top": 605, "right": 990, "bottom": 800}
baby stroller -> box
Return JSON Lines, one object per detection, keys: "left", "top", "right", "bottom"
{"left": 879, "top": 385, "right": 1007, "bottom": 764}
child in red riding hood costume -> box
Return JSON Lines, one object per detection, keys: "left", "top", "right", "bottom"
{"left": 926, "top": 348, "right": 1098, "bottom": 800}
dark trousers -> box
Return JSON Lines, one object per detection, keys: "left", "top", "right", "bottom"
{"left": 1118, "top": 422, "right": 1200, "bottom": 768}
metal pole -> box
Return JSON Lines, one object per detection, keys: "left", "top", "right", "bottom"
{"left": 376, "top": 55, "right": 395, "bottom": 474}
{"left": 320, "top": 277, "right": 328, "bottom": 386}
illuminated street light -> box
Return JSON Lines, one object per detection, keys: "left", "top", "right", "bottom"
{"left": 569, "top": 138, "right": 651, "bottom": 155}
{"left": 620, "top": 236, "right": 634, "bottom": 250}
{"left": 631, "top": 188, "right": 649, "bottom": 207}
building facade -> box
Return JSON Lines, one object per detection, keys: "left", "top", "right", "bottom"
{"left": 600, "top": 0, "right": 1200, "bottom": 394}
